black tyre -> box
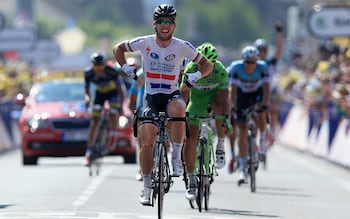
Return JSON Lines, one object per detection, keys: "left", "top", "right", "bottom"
{"left": 248, "top": 137, "right": 256, "bottom": 193}
{"left": 196, "top": 143, "right": 205, "bottom": 212}
{"left": 124, "top": 153, "right": 137, "bottom": 164}
{"left": 157, "top": 143, "right": 165, "bottom": 219}
{"left": 22, "top": 155, "right": 38, "bottom": 165}
{"left": 204, "top": 184, "right": 210, "bottom": 211}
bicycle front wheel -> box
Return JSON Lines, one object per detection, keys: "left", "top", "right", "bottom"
{"left": 157, "top": 142, "right": 165, "bottom": 219}
{"left": 248, "top": 136, "right": 256, "bottom": 193}
{"left": 204, "top": 183, "right": 210, "bottom": 211}
{"left": 89, "top": 120, "right": 108, "bottom": 176}
{"left": 196, "top": 142, "right": 205, "bottom": 212}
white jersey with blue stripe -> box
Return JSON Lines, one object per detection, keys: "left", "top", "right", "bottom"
{"left": 227, "top": 60, "right": 270, "bottom": 93}
{"left": 125, "top": 34, "right": 201, "bottom": 95}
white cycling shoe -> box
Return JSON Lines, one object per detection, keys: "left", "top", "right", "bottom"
{"left": 172, "top": 159, "right": 184, "bottom": 177}
{"left": 185, "top": 183, "right": 197, "bottom": 201}
{"left": 215, "top": 150, "right": 226, "bottom": 169}
{"left": 139, "top": 187, "right": 152, "bottom": 205}
{"left": 237, "top": 170, "right": 248, "bottom": 185}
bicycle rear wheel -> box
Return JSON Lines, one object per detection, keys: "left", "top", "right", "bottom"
{"left": 89, "top": 120, "right": 108, "bottom": 176}
{"left": 89, "top": 150, "right": 103, "bottom": 176}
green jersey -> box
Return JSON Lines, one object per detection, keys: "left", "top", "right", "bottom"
{"left": 182, "top": 60, "right": 229, "bottom": 93}
{"left": 181, "top": 60, "right": 229, "bottom": 126}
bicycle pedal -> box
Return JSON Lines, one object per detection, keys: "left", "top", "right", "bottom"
{"left": 141, "top": 202, "right": 153, "bottom": 206}
{"left": 237, "top": 179, "right": 247, "bottom": 186}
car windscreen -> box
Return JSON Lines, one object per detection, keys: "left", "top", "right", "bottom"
{"left": 34, "top": 81, "right": 85, "bottom": 103}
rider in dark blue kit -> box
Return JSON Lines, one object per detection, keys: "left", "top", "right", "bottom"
{"left": 84, "top": 53, "right": 126, "bottom": 166}
{"left": 227, "top": 46, "right": 270, "bottom": 184}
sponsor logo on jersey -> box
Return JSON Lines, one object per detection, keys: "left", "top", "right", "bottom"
{"left": 165, "top": 54, "right": 175, "bottom": 61}
{"left": 150, "top": 52, "right": 159, "bottom": 59}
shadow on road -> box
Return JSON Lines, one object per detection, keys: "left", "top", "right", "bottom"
{"left": 207, "top": 207, "right": 280, "bottom": 218}
{"left": 0, "top": 204, "right": 14, "bottom": 209}
{"left": 256, "top": 186, "right": 313, "bottom": 198}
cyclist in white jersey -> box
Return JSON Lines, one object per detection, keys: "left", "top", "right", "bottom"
{"left": 112, "top": 4, "right": 213, "bottom": 205}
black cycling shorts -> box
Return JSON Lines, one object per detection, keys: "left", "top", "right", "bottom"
{"left": 235, "top": 87, "right": 263, "bottom": 122}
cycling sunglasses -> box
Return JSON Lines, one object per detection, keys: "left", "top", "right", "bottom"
{"left": 244, "top": 60, "right": 256, "bottom": 65}
{"left": 155, "top": 19, "right": 175, "bottom": 25}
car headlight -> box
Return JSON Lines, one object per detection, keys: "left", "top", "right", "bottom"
{"left": 118, "top": 115, "right": 129, "bottom": 128}
{"left": 26, "top": 113, "right": 50, "bottom": 132}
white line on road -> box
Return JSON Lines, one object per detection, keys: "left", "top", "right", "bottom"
{"left": 72, "top": 168, "right": 113, "bottom": 208}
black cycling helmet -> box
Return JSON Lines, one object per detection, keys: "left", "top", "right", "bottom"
{"left": 153, "top": 4, "right": 176, "bottom": 20}
{"left": 91, "top": 52, "right": 105, "bottom": 65}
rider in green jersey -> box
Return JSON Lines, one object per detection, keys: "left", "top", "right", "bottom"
{"left": 180, "top": 42, "right": 231, "bottom": 200}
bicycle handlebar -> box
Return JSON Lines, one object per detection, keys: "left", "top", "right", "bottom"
{"left": 191, "top": 114, "right": 233, "bottom": 134}
{"left": 190, "top": 114, "right": 228, "bottom": 120}
{"left": 133, "top": 111, "right": 189, "bottom": 138}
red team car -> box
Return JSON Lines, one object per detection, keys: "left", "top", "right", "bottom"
{"left": 19, "top": 78, "right": 136, "bottom": 165}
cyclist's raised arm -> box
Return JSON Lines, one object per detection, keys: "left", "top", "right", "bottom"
{"left": 197, "top": 55, "right": 214, "bottom": 78}
{"left": 113, "top": 41, "right": 138, "bottom": 80}
{"left": 273, "top": 21, "right": 284, "bottom": 61}
{"left": 112, "top": 41, "right": 128, "bottom": 67}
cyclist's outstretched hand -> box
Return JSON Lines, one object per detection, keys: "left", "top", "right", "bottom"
{"left": 184, "top": 71, "right": 201, "bottom": 87}
{"left": 122, "top": 64, "right": 136, "bottom": 77}
{"left": 84, "top": 95, "right": 90, "bottom": 110}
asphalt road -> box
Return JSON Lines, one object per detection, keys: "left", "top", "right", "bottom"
{"left": 0, "top": 144, "right": 349, "bottom": 219}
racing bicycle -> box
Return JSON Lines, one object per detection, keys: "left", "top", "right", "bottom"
{"left": 88, "top": 107, "right": 110, "bottom": 176}
{"left": 238, "top": 106, "right": 259, "bottom": 193}
{"left": 133, "top": 111, "right": 187, "bottom": 219}
{"left": 190, "top": 114, "right": 231, "bottom": 212}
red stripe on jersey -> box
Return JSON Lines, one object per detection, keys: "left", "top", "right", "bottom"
{"left": 162, "top": 74, "right": 176, "bottom": 80}
{"left": 146, "top": 72, "right": 176, "bottom": 80}
{"left": 146, "top": 72, "right": 161, "bottom": 78}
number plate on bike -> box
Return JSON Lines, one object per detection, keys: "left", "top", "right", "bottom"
{"left": 61, "top": 131, "right": 88, "bottom": 141}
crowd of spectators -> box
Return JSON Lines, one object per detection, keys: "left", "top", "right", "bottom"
{"left": 276, "top": 40, "right": 350, "bottom": 134}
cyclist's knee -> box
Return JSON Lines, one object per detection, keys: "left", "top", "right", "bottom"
{"left": 140, "top": 144, "right": 153, "bottom": 151}
{"left": 90, "top": 116, "right": 100, "bottom": 125}
{"left": 167, "top": 98, "right": 186, "bottom": 116}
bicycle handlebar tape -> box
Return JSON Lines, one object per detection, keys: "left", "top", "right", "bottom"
{"left": 133, "top": 69, "right": 138, "bottom": 81}
{"left": 133, "top": 111, "right": 139, "bottom": 138}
